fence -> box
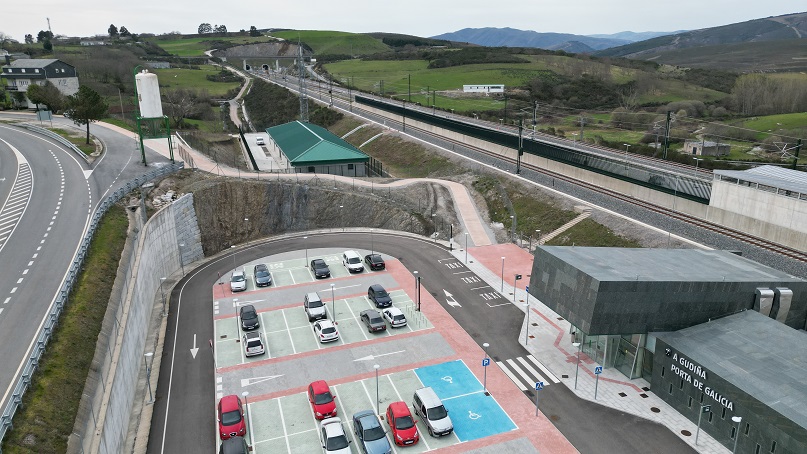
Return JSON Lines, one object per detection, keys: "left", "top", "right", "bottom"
{"left": 0, "top": 162, "right": 184, "bottom": 453}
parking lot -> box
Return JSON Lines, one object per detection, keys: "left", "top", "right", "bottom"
{"left": 244, "top": 361, "right": 516, "bottom": 453}
{"left": 213, "top": 248, "right": 518, "bottom": 453}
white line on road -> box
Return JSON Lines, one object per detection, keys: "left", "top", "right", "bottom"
{"left": 2, "top": 298, "right": 9, "bottom": 304}
{"left": 470, "top": 285, "right": 491, "bottom": 290}
{"left": 527, "top": 355, "right": 561, "bottom": 383}
{"left": 496, "top": 361, "right": 528, "bottom": 391}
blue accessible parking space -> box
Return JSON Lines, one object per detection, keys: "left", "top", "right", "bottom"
{"left": 414, "top": 360, "right": 517, "bottom": 442}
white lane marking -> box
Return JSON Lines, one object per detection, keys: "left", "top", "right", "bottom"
{"left": 496, "top": 361, "right": 528, "bottom": 391}
{"left": 27, "top": 261, "right": 33, "bottom": 266}
{"left": 22, "top": 269, "right": 28, "bottom": 275}
{"left": 527, "top": 355, "right": 561, "bottom": 384}
{"left": 0, "top": 308, "right": 4, "bottom": 316}
{"left": 506, "top": 358, "right": 537, "bottom": 388}
{"left": 16, "top": 278, "right": 23, "bottom": 284}
{"left": 2, "top": 298, "right": 9, "bottom": 305}
{"left": 10, "top": 288, "right": 17, "bottom": 294}
{"left": 516, "top": 356, "right": 547, "bottom": 385}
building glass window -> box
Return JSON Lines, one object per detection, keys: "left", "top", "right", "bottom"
{"left": 308, "top": 166, "right": 315, "bottom": 172}
{"left": 745, "top": 423, "right": 750, "bottom": 435}
{"left": 771, "top": 441, "right": 776, "bottom": 453}
{"left": 731, "top": 426, "right": 736, "bottom": 439}
{"left": 721, "top": 408, "right": 726, "bottom": 419}
{"left": 688, "top": 397, "right": 692, "bottom": 408}
{"left": 755, "top": 444, "right": 760, "bottom": 454}
{"left": 680, "top": 378, "right": 684, "bottom": 390}
{"left": 347, "top": 164, "right": 354, "bottom": 170}
{"left": 661, "top": 367, "right": 664, "bottom": 377}
{"left": 708, "top": 412, "right": 714, "bottom": 423}
{"left": 700, "top": 393, "right": 704, "bottom": 403}
{"left": 21, "top": 69, "right": 25, "bottom": 73}
{"left": 668, "top": 383, "right": 673, "bottom": 395}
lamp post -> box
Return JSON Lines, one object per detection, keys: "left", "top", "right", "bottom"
{"left": 374, "top": 364, "right": 380, "bottom": 415}
{"left": 509, "top": 215, "right": 515, "bottom": 243}
{"left": 523, "top": 302, "right": 530, "bottom": 345}
{"left": 339, "top": 205, "right": 344, "bottom": 232}
{"left": 695, "top": 404, "right": 711, "bottom": 445}
{"left": 144, "top": 352, "right": 154, "bottom": 404}
{"left": 330, "top": 283, "right": 336, "bottom": 322}
{"left": 573, "top": 342, "right": 582, "bottom": 390}
{"left": 233, "top": 297, "right": 239, "bottom": 332}
{"left": 482, "top": 342, "right": 490, "bottom": 395}
{"left": 464, "top": 233, "right": 469, "bottom": 264}
{"left": 178, "top": 243, "right": 185, "bottom": 276}
{"left": 572, "top": 132, "right": 578, "bottom": 148}
{"left": 230, "top": 245, "right": 237, "bottom": 271}
{"left": 242, "top": 391, "right": 250, "bottom": 438}
{"left": 159, "top": 277, "right": 167, "bottom": 316}
{"left": 694, "top": 157, "right": 703, "bottom": 170}
{"left": 370, "top": 229, "right": 374, "bottom": 255}
{"left": 414, "top": 271, "right": 421, "bottom": 311}
{"left": 303, "top": 236, "right": 308, "bottom": 266}
{"left": 500, "top": 257, "right": 505, "bottom": 292}
{"left": 732, "top": 416, "right": 742, "bottom": 453}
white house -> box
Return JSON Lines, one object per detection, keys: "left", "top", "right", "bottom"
{"left": 462, "top": 84, "right": 504, "bottom": 93}
{"left": 2, "top": 58, "right": 80, "bottom": 108}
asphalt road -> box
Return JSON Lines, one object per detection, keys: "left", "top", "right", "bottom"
{"left": 0, "top": 116, "right": 176, "bottom": 419}
{"left": 149, "top": 232, "right": 693, "bottom": 454}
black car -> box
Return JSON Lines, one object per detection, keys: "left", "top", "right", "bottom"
{"left": 219, "top": 436, "right": 249, "bottom": 454}
{"left": 368, "top": 284, "right": 392, "bottom": 308}
{"left": 253, "top": 263, "right": 272, "bottom": 287}
{"left": 360, "top": 309, "right": 387, "bottom": 332}
{"left": 364, "top": 254, "right": 385, "bottom": 271}
{"left": 311, "top": 259, "right": 331, "bottom": 279}
{"left": 239, "top": 304, "right": 260, "bottom": 331}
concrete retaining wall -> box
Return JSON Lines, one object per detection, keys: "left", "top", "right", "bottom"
{"left": 77, "top": 194, "right": 203, "bottom": 454}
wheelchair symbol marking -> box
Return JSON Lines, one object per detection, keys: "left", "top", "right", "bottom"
{"left": 468, "top": 410, "right": 481, "bottom": 420}
{"left": 441, "top": 376, "right": 453, "bottom": 384}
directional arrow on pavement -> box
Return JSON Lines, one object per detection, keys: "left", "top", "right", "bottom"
{"left": 241, "top": 375, "right": 284, "bottom": 387}
{"left": 353, "top": 350, "right": 406, "bottom": 362}
{"left": 444, "top": 289, "right": 462, "bottom": 307}
{"left": 190, "top": 333, "right": 199, "bottom": 358}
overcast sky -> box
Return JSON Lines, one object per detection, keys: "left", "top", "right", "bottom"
{"left": 2, "top": 1, "right": 804, "bottom": 42}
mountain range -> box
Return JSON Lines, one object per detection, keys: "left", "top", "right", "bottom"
{"left": 431, "top": 27, "right": 677, "bottom": 52}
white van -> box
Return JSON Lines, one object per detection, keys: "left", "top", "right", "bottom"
{"left": 412, "top": 387, "right": 453, "bottom": 437}
{"left": 342, "top": 250, "right": 364, "bottom": 273}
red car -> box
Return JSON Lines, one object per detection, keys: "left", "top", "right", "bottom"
{"left": 308, "top": 380, "right": 337, "bottom": 420}
{"left": 218, "top": 395, "right": 246, "bottom": 440}
{"left": 386, "top": 401, "right": 419, "bottom": 446}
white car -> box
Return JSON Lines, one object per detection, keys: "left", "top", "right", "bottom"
{"left": 314, "top": 319, "right": 339, "bottom": 343}
{"left": 320, "top": 417, "right": 351, "bottom": 454}
{"left": 243, "top": 331, "right": 266, "bottom": 356}
{"left": 256, "top": 137, "right": 265, "bottom": 146}
{"left": 230, "top": 270, "right": 247, "bottom": 292}
{"left": 383, "top": 307, "right": 407, "bottom": 328}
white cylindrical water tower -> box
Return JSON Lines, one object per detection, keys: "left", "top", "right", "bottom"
{"left": 135, "top": 70, "right": 163, "bottom": 118}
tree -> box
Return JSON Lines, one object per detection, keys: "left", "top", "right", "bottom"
{"left": 36, "top": 30, "right": 53, "bottom": 42}
{"left": 64, "top": 86, "right": 108, "bottom": 144}
{"left": 25, "top": 81, "right": 65, "bottom": 112}
{"left": 198, "top": 23, "right": 212, "bottom": 34}
{"left": 108, "top": 24, "right": 118, "bottom": 37}
{"left": 25, "top": 34, "right": 34, "bottom": 44}
{"left": 162, "top": 88, "right": 197, "bottom": 128}
{"left": 43, "top": 39, "right": 52, "bottom": 52}
{"left": 0, "top": 32, "right": 13, "bottom": 45}
{"left": 215, "top": 24, "right": 227, "bottom": 34}
{"left": 249, "top": 26, "right": 260, "bottom": 37}
{"left": 119, "top": 26, "right": 130, "bottom": 37}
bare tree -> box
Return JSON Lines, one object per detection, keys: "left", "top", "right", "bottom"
{"left": 162, "top": 88, "right": 196, "bottom": 128}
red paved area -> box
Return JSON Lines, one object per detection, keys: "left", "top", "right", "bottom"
{"left": 468, "top": 243, "right": 536, "bottom": 288}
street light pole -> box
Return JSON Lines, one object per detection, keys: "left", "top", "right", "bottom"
{"left": 330, "top": 283, "right": 336, "bottom": 322}
{"left": 732, "top": 416, "right": 742, "bottom": 453}
{"left": 695, "top": 404, "right": 711, "bottom": 445}
{"left": 339, "top": 205, "right": 344, "bottom": 232}
{"left": 370, "top": 229, "right": 374, "bottom": 255}
{"left": 623, "top": 143, "right": 631, "bottom": 169}
{"left": 144, "top": 352, "right": 154, "bottom": 404}
{"left": 242, "top": 391, "right": 250, "bottom": 440}
{"left": 464, "top": 233, "right": 469, "bottom": 264}
{"left": 414, "top": 271, "right": 421, "bottom": 311}
{"left": 500, "top": 257, "right": 505, "bottom": 292}
{"left": 304, "top": 236, "right": 308, "bottom": 266}
{"left": 374, "top": 364, "right": 380, "bottom": 415}
{"left": 159, "top": 277, "right": 167, "bottom": 316}
{"left": 178, "top": 243, "right": 185, "bottom": 276}
{"left": 523, "top": 302, "right": 530, "bottom": 345}
{"left": 573, "top": 342, "right": 582, "bottom": 389}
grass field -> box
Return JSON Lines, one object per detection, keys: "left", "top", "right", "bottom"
{"left": 738, "top": 112, "right": 807, "bottom": 135}
{"left": 146, "top": 35, "right": 278, "bottom": 56}
{"left": 151, "top": 65, "right": 242, "bottom": 96}
{"left": 1, "top": 206, "right": 128, "bottom": 454}
{"left": 271, "top": 30, "right": 389, "bottom": 55}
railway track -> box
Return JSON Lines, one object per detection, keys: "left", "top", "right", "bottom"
{"left": 262, "top": 73, "right": 807, "bottom": 263}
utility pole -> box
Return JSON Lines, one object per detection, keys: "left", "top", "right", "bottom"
{"left": 380, "top": 79, "right": 384, "bottom": 97}
{"left": 328, "top": 77, "right": 333, "bottom": 106}
{"left": 503, "top": 94, "right": 508, "bottom": 125}
{"left": 516, "top": 119, "right": 524, "bottom": 174}
{"left": 348, "top": 77, "right": 352, "bottom": 112}
{"left": 579, "top": 115, "right": 585, "bottom": 142}
{"left": 532, "top": 101, "right": 538, "bottom": 128}
{"left": 663, "top": 111, "right": 672, "bottom": 159}
{"left": 296, "top": 45, "right": 309, "bottom": 122}
{"left": 793, "top": 139, "right": 802, "bottom": 170}
{"left": 408, "top": 74, "right": 411, "bottom": 102}
{"left": 402, "top": 99, "right": 406, "bottom": 132}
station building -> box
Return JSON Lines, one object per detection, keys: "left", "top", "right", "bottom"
{"left": 527, "top": 246, "right": 807, "bottom": 453}
{"left": 264, "top": 121, "right": 371, "bottom": 176}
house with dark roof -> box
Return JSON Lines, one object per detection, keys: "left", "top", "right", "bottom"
{"left": 265, "top": 121, "right": 370, "bottom": 176}
{"left": 1, "top": 58, "right": 79, "bottom": 108}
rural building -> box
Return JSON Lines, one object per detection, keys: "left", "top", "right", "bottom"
{"left": 684, "top": 140, "right": 730, "bottom": 156}
{"left": 462, "top": 84, "right": 504, "bottom": 94}
{"left": 265, "top": 121, "right": 370, "bottom": 176}
{"left": 1, "top": 58, "right": 79, "bottom": 108}
{"left": 527, "top": 246, "right": 807, "bottom": 453}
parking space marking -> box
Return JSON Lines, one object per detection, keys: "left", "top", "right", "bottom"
{"left": 276, "top": 398, "right": 292, "bottom": 453}
{"left": 281, "top": 310, "right": 297, "bottom": 354}
{"left": 385, "top": 374, "right": 431, "bottom": 451}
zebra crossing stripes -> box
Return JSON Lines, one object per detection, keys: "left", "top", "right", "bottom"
{"left": 496, "top": 355, "right": 560, "bottom": 392}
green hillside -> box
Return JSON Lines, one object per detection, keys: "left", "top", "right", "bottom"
{"left": 145, "top": 35, "right": 278, "bottom": 56}
{"left": 270, "top": 30, "right": 390, "bottom": 55}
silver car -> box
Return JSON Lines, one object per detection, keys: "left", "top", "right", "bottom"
{"left": 243, "top": 331, "right": 265, "bottom": 357}
{"left": 230, "top": 270, "right": 247, "bottom": 292}
{"left": 352, "top": 410, "right": 392, "bottom": 454}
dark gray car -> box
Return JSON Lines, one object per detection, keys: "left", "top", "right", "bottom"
{"left": 352, "top": 410, "right": 392, "bottom": 454}
{"left": 253, "top": 263, "right": 272, "bottom": 287}
{"left": 360, "top": 309, "right": 386, "bottom": 332}
{"left": 311, "top": 259, "right": 331, "bottom": 279}
{"left": 368, "top": 284, "right": 392, "bottom": 308}
{"left": 239, "top": 304, "right": 260, "bottom": 331}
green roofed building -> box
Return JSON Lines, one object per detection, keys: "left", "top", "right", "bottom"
{"left": 265, "top": 121, "right": 370, "bottom": 176}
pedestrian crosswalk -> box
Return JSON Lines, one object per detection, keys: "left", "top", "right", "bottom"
{"left": 496, "top": 355, "right": 561, "bottom": 391}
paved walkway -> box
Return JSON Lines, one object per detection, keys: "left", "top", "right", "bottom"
{"left": 140, "top": 136, "right": 495, "bottom": 247}
{"left": 454, "top": 243, "right": 731, "bottom": 454}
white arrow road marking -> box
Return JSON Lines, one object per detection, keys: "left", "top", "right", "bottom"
{"left": 241, "top": 375, "right": 284, "bottom": 387}
{"left": 190, "top": 334, "right": 199, "bottom": 358}
{"left": 443, "top": 289, "right": 461, "bottom": 307}
{"left": 352, "top": 350, "right": 406, "bottom": 362}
